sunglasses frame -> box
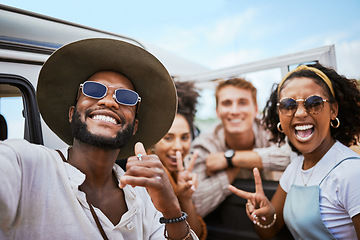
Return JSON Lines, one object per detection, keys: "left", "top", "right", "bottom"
{"left": 79, "top": 81, "right": 141, "bottom": 106}
{"left": 277, "top": 95, "right": 328, "bottom": 116}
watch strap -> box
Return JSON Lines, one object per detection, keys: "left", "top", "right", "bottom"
{"left": 226, "top": 156, "right": 234, "bottom": 168}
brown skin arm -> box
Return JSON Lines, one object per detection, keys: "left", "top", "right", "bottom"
{"left": 206, "top": 150, "right": 263, "bottom": 176}
{"left": 255, "top": 185, "right": 287, "bottom": 240}
{"left": 177, "top": 196, "right": 202, "bottom": 238}
{"left": 353, "top": 213, "right": 360, "bottom": 239}
{"left": 119, "top": 142, "right": 193, "bottom": 240}
{"left": 228, "top": 168, "right": 286, "bottom": 240}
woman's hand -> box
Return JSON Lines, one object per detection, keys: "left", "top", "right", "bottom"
{"left": 228, "top": 167, "right": 275, "bottom": 223}
{"left": 175, "top": 150, "right": 198, "bottom": 201}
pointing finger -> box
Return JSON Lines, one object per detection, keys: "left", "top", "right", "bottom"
{"left": 192, "top": 173, "right": 198, "bottom": 191}
{"left": 253, "top": 167, "right": 265, "bottom": 195}
{"left": 186, "top": 150, "right": 198, "bottom": 172}
{"left": 228, "top": 185, "right": 253, "bottom": 200}
{"left": 176, "top": 150, "right": 185, "bottom": 171}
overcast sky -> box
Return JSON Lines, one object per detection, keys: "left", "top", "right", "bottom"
{"left": 2, "top": 0, "right": 360, "bottom": 124}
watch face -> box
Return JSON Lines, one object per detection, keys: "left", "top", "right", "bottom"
{"left": 225, "top": 149, "right": 235, "bottom": 158}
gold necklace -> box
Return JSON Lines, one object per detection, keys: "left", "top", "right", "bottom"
{"left": 301, "top": 165, "right": 315, "bottom": 186}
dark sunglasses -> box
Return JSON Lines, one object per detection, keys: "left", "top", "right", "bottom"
{"left": 79, "top": 81, "right": 141, "bottom": 106}
{"left": 277, "top": 95, "right": 329, "bottom": 116}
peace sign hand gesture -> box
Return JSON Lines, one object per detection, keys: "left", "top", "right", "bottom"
{"left": 175, "top": 150, "right": 198, "bottom": 201}
{"left": 228, "top": 167, "right": 275, "bottom": 224}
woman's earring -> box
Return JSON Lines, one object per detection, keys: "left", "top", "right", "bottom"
{"left": 330, "top": 117, "right": 340, "bottom": 128}
{"left": 277, "top": 122, "right": 284, "bottom": 133}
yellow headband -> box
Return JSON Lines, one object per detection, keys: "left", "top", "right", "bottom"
{"left": 278, "top": 65, "right": 335, "bottom": 97}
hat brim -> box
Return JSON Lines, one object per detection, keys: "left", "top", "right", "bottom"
{"left": 37, "top": 38, "right": 177, "bottom": 159}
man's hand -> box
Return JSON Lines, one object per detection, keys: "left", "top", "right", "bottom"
{"left": 120, "top": 143, "right": 194, "bottom": 240}
{"left": 119, "top": 142, "right": 181, "bottom": 217}
{"left": 206, "top": 152, "right": 228, "bottom": 176}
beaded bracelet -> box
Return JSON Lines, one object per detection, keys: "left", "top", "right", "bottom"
{"left": 159, "top": 211, "right": 188, "bottom": 224}
{"left": 164, "top": 220, "right": 191, "bottom": 240}
{"left": 255, "top": 213, "right": 277, "bottom": 229}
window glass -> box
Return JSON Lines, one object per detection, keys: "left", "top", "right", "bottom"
{"left": 243, "top": 68, "right": 282, "bottom": 113}
{"left": 195, "top": 87, "right": 217, "bottom": 132}
{"left": 0, "top": 84, "right": 24, "bottom": 139}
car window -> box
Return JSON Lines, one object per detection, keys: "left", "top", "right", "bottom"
{"left": 0, "top": 85, "right": 24, "bottom": 139}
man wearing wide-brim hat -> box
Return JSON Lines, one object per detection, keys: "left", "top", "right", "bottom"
{"left": 0, "top": 38, "right": 198, "bottom": 240}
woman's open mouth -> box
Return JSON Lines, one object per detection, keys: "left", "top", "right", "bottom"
{"left": 295, "top": 124, "right": 314, "bottom": 141}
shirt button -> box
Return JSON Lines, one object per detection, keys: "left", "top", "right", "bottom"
{"left": 126, "top": 221, "right": 134, "bottom": 230}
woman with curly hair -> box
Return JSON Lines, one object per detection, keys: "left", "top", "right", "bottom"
{"left": 228, "top": 63, "right": 360, "bottom": 239}
{"left": 149, "top": 81, "right": 207, "bottom": 240}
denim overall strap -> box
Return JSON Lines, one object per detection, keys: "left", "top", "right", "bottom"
{"left": 284, "top": 156, "right": 360, "bottom": 239}
{"left": 319, "top": 156, "right": 360, "bottom": 186}
{"left": 283, "top": 185, "right": 336, "bottom": 240}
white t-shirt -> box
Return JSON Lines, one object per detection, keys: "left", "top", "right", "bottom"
{"left": 280, "top": 141, "right": 360, "bottom": 239}
{"left": 0, "top": 139, "right": 198, "bottom": 240}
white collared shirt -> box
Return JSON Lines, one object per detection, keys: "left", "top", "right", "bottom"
{"left": 0, "top": 139, "right": 198, "bottom": 240}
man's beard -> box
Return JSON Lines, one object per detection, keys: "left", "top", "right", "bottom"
{"left": 70, "top": 107, "right": 135, "bottom": 149}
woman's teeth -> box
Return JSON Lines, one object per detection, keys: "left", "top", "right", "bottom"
{"left": 295, "top": 124, "right": 314, "bottom": 140}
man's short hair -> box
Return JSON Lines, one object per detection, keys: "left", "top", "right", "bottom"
{"left": 215, "top": 77, "right": 257, "bottom": 106}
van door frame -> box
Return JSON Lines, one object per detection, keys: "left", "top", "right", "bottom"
{"left": 0, "top": 73, "right": 43, "bottom": 144}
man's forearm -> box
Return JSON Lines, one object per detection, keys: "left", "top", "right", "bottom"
{"left": 232, "top": 150, "right": 263, "bottom": 170}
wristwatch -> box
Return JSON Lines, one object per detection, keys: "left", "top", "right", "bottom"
{"left": 224, "top": 149, "right": 235, "bottom": 168}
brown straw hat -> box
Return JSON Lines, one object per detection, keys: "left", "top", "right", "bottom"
{"left": 37, "top": 38, "right": 177, "bottom": 159}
